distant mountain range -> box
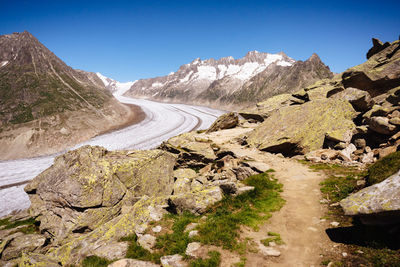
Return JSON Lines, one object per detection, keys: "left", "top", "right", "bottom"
{"left": 123, "top": 50, "right": 333, "bottom": 108}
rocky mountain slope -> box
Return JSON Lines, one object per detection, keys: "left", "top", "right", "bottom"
{"left": 0, "top": 31, "right": 137, "bottom": 160}
{"left": 95, "top": 72, "right": 136, "bottom": 96}
{"left": 124, "top": 51, "right": 332, "bottom": 108}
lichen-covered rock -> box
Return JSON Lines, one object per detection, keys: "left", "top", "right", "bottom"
{"left": 366, "top": 38, "right": 391, "bottom": 59}
{"left": 170, "top": 186, "right": 223, "bottom": 215}
{"left": 330, "top": 87, "right": 374, "bottom": 111}
{"left": 368, "top": 116, "right": 397, "bottom": 135}
{"left": 206, "top": 112, "right": 238, "bottom": 133}
{"left": 160, "top": 254, "right": 188, "bottom": 267}
{"left": 48, "top": 196, "right": 167, "bottom": 265}
{"left": 340, "top": 170, "right": 400, "bottom": 225}
{"left": 19, "top": 253, "right": 60, "bottom": 267}
{"left": 161, "top": 133, "right": 216, "bottom": 165}
{"left": 1, "top": 234, "right": 46, "bottom": 260}
{"left": 246, "top": 99, "right": 357, "bottom": 156}
{"left": 137, "top": 234, "right": 156, "bottom": 252}
{"left": 24, "top": 145, "right": 175, "bottom": 243}
{"left": 342, "top": 40, "right": 400, "bottom": 97}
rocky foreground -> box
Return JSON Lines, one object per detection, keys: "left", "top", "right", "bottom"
{"left": 0, "top": 38, "right": 399, "bottom": 266}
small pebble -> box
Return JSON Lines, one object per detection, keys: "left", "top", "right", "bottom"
{"left": 330, "top": 221, "right": 340, "bottom": 227}
{"left": 342, "top": 252, "right": 348, "bottom": 257}
{"left": 152, "top": 226, "right": 162, "bottom": 233}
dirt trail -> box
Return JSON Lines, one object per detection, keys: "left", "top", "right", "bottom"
{"left": 206, "top": 128, "right": 333, "bottom": 267}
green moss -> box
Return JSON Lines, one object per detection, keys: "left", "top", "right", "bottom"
{"left": 195, "top": 172, "right": 284, "bottom": 250}
{"left": 362, "top": 247, "right": 400, "bottom": 267}
{"left": 189, "top": 251, "right": 221, "bottom": 267}
{"left": 367, "top": 151, "right": 400, "bottom": 185}
{"left": 81, "top": 255, "right": 112, "bottom": 267}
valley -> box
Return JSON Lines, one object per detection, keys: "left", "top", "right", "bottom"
{"left": 0, "top": 95, "right": 225, "bottom": 217}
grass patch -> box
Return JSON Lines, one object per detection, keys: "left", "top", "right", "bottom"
{"left": 195, "top": 171, "right": 284, "bottom": 250}
{"left": 261, "top": 231, "right": 284, "bottom": 246}
{"left": 155, "top": 212, "right": 197, "bottom": 255}
{"left": 367, "top": 151, "right": 400, "bottom": 185}
{"left": 120, "top": 234, "right": 161, "bottom": 263}
{"left": 0, "top": 217, "right": 38, "bottom": 230}
{"left": 81, "top": 255, "right": 112, "bottom": 267}
{"left": 190, "top": 251, "right": 221, "bottom": 267}
{"left": 362, "top": 247, "right": 400, "bottom": 267}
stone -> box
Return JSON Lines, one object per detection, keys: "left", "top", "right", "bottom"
{"left": 330, "top": 222, "right": 340, "bottom": 227}
{"left": 1, "top": 234, "right": 46, "bottom": 261}
{"left": 258, "top": 242, "right": 281, "bottom": 257}
{"left": 340, "top": 170, "right": 400, "bottom": 225}
{"left": 305, "top": 149, "right": 339, "bottom": 162}
{"left": 243, "top": 161, "right": 271, "bottom": 173}
{"left": 160, "top": 254, "right": 188, "bottom": 267}
{"left": 93, "top": 241, "right": 129, "bottom": 260}
{"left": 184, "top": 223, "right": 198, "bottom": 233}
{"left": 24, "top": 146, "right": 175, "bottom": 243}
{"left": 174, "top": 168, "right": 197, "bottom": 180}
{"left": 48, "top": 196, "right": 167, "bottom": 266}
{"left": 170, "top": 186, "right": 223, "bottom": 215}
{"left": 390, "top": 117, "right": 400, "bottom": 125}
{"left": 247, "top": 99, "right": 357, "bottom": 156}
{"left": 342, "top": 40, "right": 400, "bottom": 97}
{"left": 378, "top": 145, "right": 398, "bottom": 159}
{"left": 354, "top": 138, "right": 367, "bottom": 149}
{"left": 366, "top": 38, "right": 390, "bottom": 59}
{"left": 108, "top": 259, "right": 160, "bottom": 267}
{"left": 185, "top": 242, "right": 202, "bottom": 257}
{"left": 219, "top": 182, "right": 238, "bottom": 195}
{"left": 338, "top": 143, "right": 357, "bottom": 162}
{"left": 161, "top": 133, "right": 216, "bottom": 165}
{"left": 188, "top": 230, "right": 199, "bottom": 238}
{"left": 369, "top": 116, "right": 397, "bottom": 135}
{"left": 137, "top": 234, "right": 157, "bottom": 252}
{"left": 330, "top": 87, "right": 374, "bottom": 112}
{"left": 19, "top": 253, "right": 60, "bottom": 267}
{"left": 361, "top": 152, "right": 374, "bottom": 164}
{"left": 173, "top": 177, "right": 192, "bottom": 195}
{"left": 234, "top": 166, "right": 257, "bottom": 180}
{"left": 206, "top": 112, "right": 239, "bottom": 133}
{"left": 152, "top": 226, "right": 162, "bottom": 233}
{"left": 236, "top": 186, "right": 255, "bottom": 195}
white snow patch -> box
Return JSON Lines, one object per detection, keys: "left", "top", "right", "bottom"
{"left": 195, "top": 66, "right": 217, "bottom": 80}
{"left": 168, "top": 72, "right": 175, "bottom": 76}
{"left": 151, "top": 82, "right": 164, "bottom": 88}
{"left": 233, "top": 62, "right": 266, "bottom": 81}
{"left": 226, "top": 64, "right": 241, "bottom": 76}
{"left": 263, "top": 54, "right": 283, "bottom": 66}
{"left": 96, "top": 72, "right": 111, "bottom": 86}
{"left": 96, "top": 72, "right": 136, "bottom": 96}
{"left": 277, "top": 61, "right": 293, "bottom": 67}
{"left": 217, "top": 65, "right": 227, "bottom": 79}
{"left": 180, "top": 71, "right": 193, "bottom": 83}
{"left": 0, "top": 61, "right": 9, "bottom": 68}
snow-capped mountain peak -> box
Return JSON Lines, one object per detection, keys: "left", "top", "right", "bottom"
{"left": 96, "top": 72, "right": 136, "bottom": 96}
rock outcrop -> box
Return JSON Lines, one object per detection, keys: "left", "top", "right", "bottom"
{"left": 24, "top": 145, "right": 176, "bottom": 243}
{"left": 246, "top": 99, "right": 357, "bottom": 156}
{"left": 340, "top": 170, "right": 400, "bottom": 225}
{"left": 206, "top": 112, "right": 239, "bottom": 133}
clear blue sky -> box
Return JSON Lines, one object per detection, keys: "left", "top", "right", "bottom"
{"left": 1, "top": 0, "right": 399, "bottom": 82}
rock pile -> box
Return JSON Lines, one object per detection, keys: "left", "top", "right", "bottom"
{"left": 241, "top": 38, "right": 400, "bottom": 165}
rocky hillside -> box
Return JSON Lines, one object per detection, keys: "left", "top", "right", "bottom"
{"left": 0, "top": 31, "right": 138, "bottom": 160}
{"left": 124, "top": 51, "right": 332, "bottom": 109}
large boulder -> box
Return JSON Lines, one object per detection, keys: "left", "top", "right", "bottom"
{"left": 342, "top": 40, "right": 400, "bottom": 97}
{"left": 24, "top": 145, "right": 176, "bottom": 242}
{"left": 340, "top": 170, "right": 400, "bottom": 225}
{"left": 329, "top": 87, "right": 374, "bottom": 112}
{"left": 169, "top": 186, "right": 223, "bottom": 215}
{"left": 160, "top": 133, "right": 216, "bottom": 166}
{"left": 1, "top": 234, "right": 46, "bottom": 261}
{"left": 206, "top": 112, "right": 238, "bottom": 133}
{"left": 366, "top": 38, "right": 391, "bottom": 59}
{"left": 48, "top": 196, "right": 167, "bottom": 265}
{"left": 368, "top": 116, "right": 397, "bottom": 135}
{"left": 246, "top": 98, "right": 357, "bottom": 156}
